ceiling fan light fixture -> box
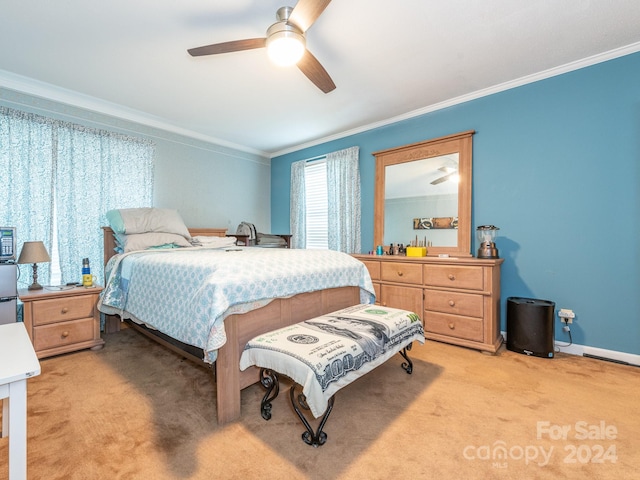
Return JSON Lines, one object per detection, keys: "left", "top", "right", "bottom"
{"left": 266, "top": 23, "right": 306, "bottom": 67}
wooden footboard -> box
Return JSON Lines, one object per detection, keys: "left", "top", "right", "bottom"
{"left": 216, "top": 286, "right": 361, "bottom": 425}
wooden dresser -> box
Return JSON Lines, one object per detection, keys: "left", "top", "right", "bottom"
{"left": 353, "top": 255, "right": 504, "bottom": 353}
{"left": 19, "top": 286, "right": 104, "bottom": 358}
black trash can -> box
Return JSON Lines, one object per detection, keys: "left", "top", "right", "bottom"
{"left": 506, "top": 297, "right": 555, "bottom": 358}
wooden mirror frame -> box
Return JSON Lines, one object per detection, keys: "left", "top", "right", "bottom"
{"left": 373, "top": 130, "right": 475, "bottom": 257}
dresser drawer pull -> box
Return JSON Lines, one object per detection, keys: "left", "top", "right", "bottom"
{"left": 448, "top": 300, "right": 456, "bottom": 307}
{"left": 448, "top": 274, "right": 456, "bottom": 281}
{"left": 397, "top": 271, "right": 404, "bottom": 277}
{"left": 448, "top": 323, "right": 455, "bottom": 330}
{"left": 61, "top": 307, "right": 69, "bottom": 314}
{"left": 61, "top": 331, "right": 70, "bottom": 338}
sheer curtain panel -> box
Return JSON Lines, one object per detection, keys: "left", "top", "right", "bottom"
{"left": 0, "top": 108, "right": 55, "bottom": 282}
{"left": 327, "top": 146, "right": 360, "bottom": 253}
{"left": 290, "top": 159, "right": 306, "bottom": 249}
{"left": 55, "top": 126, "right": 154, "bottom": 284}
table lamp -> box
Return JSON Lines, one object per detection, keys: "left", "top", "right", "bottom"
{"left": 17, "top": 241, "right": 51, "bottom": 290}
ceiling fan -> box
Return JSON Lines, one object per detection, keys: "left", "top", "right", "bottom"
{"left": 187, "top": 0, "right": 336, "bottom": 93}
{"left": 430, "top": 166, "right": 458, "bottom": 185}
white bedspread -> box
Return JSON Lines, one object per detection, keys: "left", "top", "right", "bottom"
{"left": 98, "top": 246, "right": 375, "bottom": 362}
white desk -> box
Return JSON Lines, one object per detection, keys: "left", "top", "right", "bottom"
{"left": 0, "top": 322, "right": 41, "bottom": 480}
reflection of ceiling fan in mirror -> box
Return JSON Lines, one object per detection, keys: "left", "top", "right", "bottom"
{"left": 187, "top": 0, "right": 336, "bottom": 93}
{"left": 430, "top": 166, "right": 458, "bottom": 185}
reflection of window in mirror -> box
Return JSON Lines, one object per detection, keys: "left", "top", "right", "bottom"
{"left": 384, "top": 154, "right": 459, "bottom": 247}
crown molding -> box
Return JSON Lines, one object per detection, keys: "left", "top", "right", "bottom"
{"left": 0, "top": 69, "right": 269, "bottom": 158}
{"left": 271, "top": 42, "right": 640, "bottom": 158}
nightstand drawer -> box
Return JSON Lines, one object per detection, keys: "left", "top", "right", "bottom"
{"left": 32, "top": 294, "right": 95, "bottom": 325}
{"left": 381, "top": 262, "right": 422, "bottom": 285}
{"left": 424, "top": 289, "right": 483, "bottom": 317}
{"left": 33, "top": 318, "right": 95, "bottom": 351}
{"left": 424, "top": 265, "right": 484, "bottom": 290}
{"left": 424, "top": 311, "right": 483, "bottom": 342}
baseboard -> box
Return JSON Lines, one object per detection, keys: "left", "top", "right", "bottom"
{"left": 500, "top": 331, "right": 640, "bottom": 367}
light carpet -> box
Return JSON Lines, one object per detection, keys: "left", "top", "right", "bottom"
{"left": 1, "top": 327, "right": 638, "bottom": 479}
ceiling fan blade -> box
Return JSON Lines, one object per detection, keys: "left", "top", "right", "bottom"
{"left": 289, "top": 0, "right": 332, "bottom": 32}
{"left": 431, "top": 173, "right": 453, "bottom": 185}
{"left": 297, "top": 50, "right": 336, "bottom": 93}
{"left": 188, "top": 38, "right": 266, "bottom": 57}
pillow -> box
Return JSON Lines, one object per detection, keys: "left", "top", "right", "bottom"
{"left": 118, "top": 232, "right": 192, "bottom": 253}
{"left": 106, "top": 208, "right": 190, "bottom": 240}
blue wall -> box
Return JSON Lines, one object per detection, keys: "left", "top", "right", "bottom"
{"left": 271, "top": 52, "right": 640, "bottom": 355}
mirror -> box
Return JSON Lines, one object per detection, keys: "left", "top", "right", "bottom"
{"left": 374, "top": 130, "right": 474, "bottom": 257}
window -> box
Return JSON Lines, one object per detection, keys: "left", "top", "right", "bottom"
{"left": 0, "top": 106, "right": 154, "bottom": 287}
{"left": 290, "top": 146, "right": 360, "bottom": 252}
{"left": 304, "top": 160, "right": 328, "bottom": 249}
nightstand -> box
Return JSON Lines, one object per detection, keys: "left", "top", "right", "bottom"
{"left": 19, "top": 286, "right": 105, "bottom": 359}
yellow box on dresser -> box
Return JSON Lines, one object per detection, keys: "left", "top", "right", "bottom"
{"left": 19, "top": 286, "right": 105, "bottom": 358}
{"left": 405, "top": 246, "right": 427, "bottom": 257}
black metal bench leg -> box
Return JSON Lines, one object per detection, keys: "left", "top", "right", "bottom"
{"left": 399, "top": 343, "right": 414, "bottom": 374}
{"left": 260, "top": 368, "right": 279, "bottom": 420}
{"left": 289, "top": 383, "right": 335, "bottom": 447}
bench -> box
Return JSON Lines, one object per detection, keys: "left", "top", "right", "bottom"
{"left": 239, "top": 304, "right": 425, "bottom": 446}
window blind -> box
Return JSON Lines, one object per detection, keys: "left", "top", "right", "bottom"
{"left": 304, "top": 160, "right": 328, "bottom": 249}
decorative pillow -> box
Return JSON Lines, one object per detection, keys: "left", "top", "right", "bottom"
{"left": 106, "top": 208, "right": 190, "bottom": 240}
{"left": 117, "top": 232, "right": 192, "bottom": 253}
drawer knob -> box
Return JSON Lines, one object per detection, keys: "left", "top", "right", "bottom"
{"left": 397, "top": 271, "right": 404, "bottom": 277}
{"left": 61, "top": 331, "right": 69, "bottom": 338}
{"left": 448, "top": 274, "right": 456, "bottom": 281}
{"left": 448, "top": 323, "right": 455, "bottom": 330}
{"left": 61, "top": 307, "right": 69, "bottom": 314}
{"left": 449, "top": 300, "right": 455, "bottom": 307}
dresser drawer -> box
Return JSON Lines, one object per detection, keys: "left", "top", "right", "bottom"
{"left": 424, "top": 289, "right": 483, "bottom": 317}
{"left": 33, "top": 318, "right": 95, "bottom": 351}
{"left": 424, "top": 265, "right": 484, "bottom": 290}
{"left": 380, "top": 284, "right": 423, "bottom": 318}
{"left": 361, "top": 260, "right": 381, "bottom": 281}
{"left": 381, "top": 262, "right": 422, "bottom": 285}
{"left": 424, "top": 311, "right": 483, "bottom": 342}
{"left": 32, "top": 294, "right": 96, "bottom": 325}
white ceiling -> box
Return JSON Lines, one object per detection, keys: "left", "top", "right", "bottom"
{"left": 1, "top": 1, "right": 640, "bottom": 157}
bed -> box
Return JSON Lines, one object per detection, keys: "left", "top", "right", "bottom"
{"left": 98, "top": 212, "right": 375, "bottom": 425}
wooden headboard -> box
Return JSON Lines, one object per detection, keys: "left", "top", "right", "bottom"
{"left": 101, "top": 226, "right": 228, "bottom": 266}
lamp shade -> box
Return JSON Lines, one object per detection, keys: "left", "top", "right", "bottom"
{"left": 17, "top": 241, "right": 51, "bottom": 264}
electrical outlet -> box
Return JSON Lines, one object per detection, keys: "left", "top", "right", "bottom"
{"left": 558, "top": 308, "right": 575, "bottom": 324}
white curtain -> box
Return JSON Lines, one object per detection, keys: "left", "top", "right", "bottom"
{"left": 55, "top": 126, "right": 154, "bottom": 283}
{"left": 0, "top": 106, "right": 154, "bottom": 286}
{"left": 327, "top": 146, "right": 360, "bottom": 253}
{"left": 0, "top": 108, "right": 55, "bottom": 281}
{"left": 289, "top": 159, "right": 306, "bottom": 249}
